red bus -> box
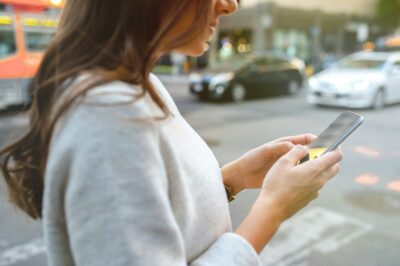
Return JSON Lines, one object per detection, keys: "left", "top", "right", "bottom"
{"left": 0, "top": 0, "right": 63, "bottom": 110}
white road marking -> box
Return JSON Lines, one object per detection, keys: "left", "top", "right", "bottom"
{"left": 0, "top": 238, "right": 45, "bottom": 266}
{"left": 260, "top": 207, "right": 373, "bottom": 266}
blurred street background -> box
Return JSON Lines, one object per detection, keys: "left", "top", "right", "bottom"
{"left": 1, "top": 0, "right": 400, "bottom": 265}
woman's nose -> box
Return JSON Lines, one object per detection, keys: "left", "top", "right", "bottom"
{"left": 216, "top": 0, "right": 238, "bottom": 15}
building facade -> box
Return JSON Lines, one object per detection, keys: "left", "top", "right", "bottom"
{"left": 209, "top": 0, "right": 381, "bottom": 69}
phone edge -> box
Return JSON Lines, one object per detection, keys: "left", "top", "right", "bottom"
{"left": 321, "top": 115, "right": 364, "bottom": 155}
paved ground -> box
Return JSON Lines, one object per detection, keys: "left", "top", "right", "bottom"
{"left": 0, "top": 75, "right": 399, "bottom": 265}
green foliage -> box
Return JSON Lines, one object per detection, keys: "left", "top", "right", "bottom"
{"left": 377, "top": 0, "right": 400, "bottom": 28}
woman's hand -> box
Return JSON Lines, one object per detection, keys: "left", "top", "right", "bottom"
{"left": 222, "top": 134, "right": 316, "bottom": 195}
{"left": 259, "top": 145, "right": 342, "bottom": 220}
{"left": 235, "top": 145, "right": 342, "bottom": 253}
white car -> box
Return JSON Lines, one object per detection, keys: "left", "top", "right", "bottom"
{"left": 307, "top": 52, "right": 400, "bottom": 109}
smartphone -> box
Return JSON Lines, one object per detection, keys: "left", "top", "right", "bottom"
{"left": 299, "top": 111, "right": 364, "bottom": 164}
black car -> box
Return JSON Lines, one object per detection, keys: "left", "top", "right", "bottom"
{"left": 189, "top": 54, "right": 305, "bottom": 102}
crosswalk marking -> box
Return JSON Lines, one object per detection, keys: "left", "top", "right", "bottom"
{"left": 0, "top": 238, "right": 45, "bottom": 266}
{"left": 260, "top": 207, "right": 373, "bottom": 266}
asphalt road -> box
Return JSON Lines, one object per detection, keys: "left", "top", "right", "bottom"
{"left": 0, "top": 76, "right": 399, "bottom": 266}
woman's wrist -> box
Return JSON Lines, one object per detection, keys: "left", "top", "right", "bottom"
{"left": 221, "top": 160, "right": 246, "bottom": 196}
{"left": 235, "top": 197, "right": 284, "bottom": 253}
{"left": 254, "top": 195, "right": 287, "bottom": 223}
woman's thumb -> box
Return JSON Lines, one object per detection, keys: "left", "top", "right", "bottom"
{"left": 277, "top": 145, "right": 309, "bottom": 167}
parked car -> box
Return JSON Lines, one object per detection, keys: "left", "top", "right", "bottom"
{"left": 307, "top": 52, "right": 400, "bottom": 109}
{"left": 189, "top": 54, "right": 305, "bottom": 102}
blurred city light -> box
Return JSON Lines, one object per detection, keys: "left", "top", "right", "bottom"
{"left": 387, "top": 181, "right": 400, "bottom": 192}
{"left": 354, "top": 174, "right": 380, "bottom": 186}
{"left": 49, "top": 0, "right": 63, "bottom": 7}
{"left": 354, "top": 146, "right": 381, "bottom": 158}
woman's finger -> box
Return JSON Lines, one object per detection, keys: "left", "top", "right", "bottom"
{"left": 261, "top": 141, "right": 294, "bottom": 159}
{"left": 321, "top": 163, "right": 340, "bottom": 182}
{"left": 297, "top": 150, "right": 342, "bottom": 176}
{"left": 273, "top": 134, "right": 317, "bottom": 146}
{"left": 276, "top": 145, "right": 309, "bottom": 167}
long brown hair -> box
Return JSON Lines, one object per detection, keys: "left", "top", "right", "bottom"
{"left": 0, "top": 0, "right": 212, "bottom": 219}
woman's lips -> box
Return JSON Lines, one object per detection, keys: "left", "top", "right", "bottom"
{"left": 210, "top": 26, "right": 216, "bottom": 33}
{"left": 210, "top": 21, "right": 218, "bottom": 33}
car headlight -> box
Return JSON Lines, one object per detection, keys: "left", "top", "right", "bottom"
{"left": 353, "top": 80, "right": 371, "bottom": 91}
{"left": 308, "top": 77, "right": 319, "bottom": 88}
{"left": 213, "top": 73, "right": 234, "bottom": 82}
{"left": 209, "top": 72, "right": 234, "bottom": 90}
{"left": 189, "top": 73, "right": 202, "bottom": 83}
{"left": 290, "top": 59, "right": 305, "bottom": 72}
{"left": 221, "top": 72, "right": 234, "bottom": 81}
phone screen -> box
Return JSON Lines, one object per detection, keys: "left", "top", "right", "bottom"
{"left": 300, "top": 111, "right": 364, "bottom": 163}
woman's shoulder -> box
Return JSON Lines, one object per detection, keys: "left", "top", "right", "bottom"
{"left": 78, "top": 72, "right": 176, "bottom": 117}
{"left": 85, "top": 79, "right": 155, "bottom": 113}
{"left": 64, "top": 74, "right": 167, "bottom": 119}
{"left": 50, "top": 76, "right": 166, "bottom": 152}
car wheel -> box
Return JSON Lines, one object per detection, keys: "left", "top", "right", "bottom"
{"left": 230, "top": 84, "right": 247, "bottom": 102}
{"left": 287, "top": 80, "right": 301, "bottom": 96}
{"left": 372, "top": 89, "right": 385, "bottom": 110}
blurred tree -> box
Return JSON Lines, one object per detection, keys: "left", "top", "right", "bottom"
{"left": 377, "top": 0, "right": 400, "bottom": 29}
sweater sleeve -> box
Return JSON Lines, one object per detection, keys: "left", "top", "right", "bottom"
{"left": 63, "top": 97, "right": 261, "bottom": 266}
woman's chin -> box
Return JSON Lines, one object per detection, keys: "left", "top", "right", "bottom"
{"left": 203, "top": 42, "right": 210, "bottom": 52}
{"left": 182, "top": 43, "right": 209, "bottom": 57}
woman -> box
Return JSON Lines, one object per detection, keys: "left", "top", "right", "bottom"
{"left": 0, "top": 0, "right": 342, "bottom": 265}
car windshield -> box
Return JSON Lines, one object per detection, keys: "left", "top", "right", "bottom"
{"left": 22, "top": 15, "right": 58, "bottom": 52}
{"left": 24, "top": 30, "right": 55, "bottom": 52}
{"left": 0, "top": 27, "right": 16, "bottom": 59}
{"left": 335, "top": 58, "right": 386, "bottom": 70}
{"left": 209, "top": 57, "right": 252, "bottom": 72}
{"left": 0, "top": 15, "right": 16, "bottom": 59}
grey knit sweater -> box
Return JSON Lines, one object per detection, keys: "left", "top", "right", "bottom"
{"left": 42, "top": 74, "right": 262, "bottom": 265}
